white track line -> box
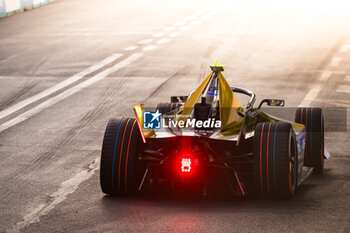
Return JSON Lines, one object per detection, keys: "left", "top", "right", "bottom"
{"left": 194, "top": 7, "right": 210, "bottom": 16}
{"left": 142, "top": 45, "right": 157, "bottom": 51}
{"left": 190, "top": 20, "right": 202, "bottom": 25}
{"left": 184, "top": 15, "right": 195, "bottom": 21}
{"left": 0, "top": 53, "right": 143, "bottom": 133}
{"left": 0, "top": 53, "right": 123, "bottom": 121}
{"left": 164, "top": 26, "right": 175, "bottom": 31}
{"left": 7, "top": 157, "right": 100, "bottom": 233}
{"left": 180, "top": 26, "right": 191, "bottom": 31}
{"left": 298, "top": 85, "right": 322, "bottom": 107}
{"left": 174, "top": 20, "right": 186, "bottom": 26}
{"left": 156, "top": 38, "right": 170, "bottom": 44}
{"left": 208, "top": 9, "right": 224, "bottom": 16}
{"left": 138, "top": 39, "right": 153, "bottom": 44}
{"left": 329, "top": 57, "right": 341, "bottom": 67}
{"left": 319, "top": 71, "right": 332, "bottom": 81}
{"left": 152, "top": 32, "right": 164, "bottom": 38}
{"left": 336, "top": 85, "right": 350, "bottom": 94}
{"left": 124, "top": 46, "right": 138, "bottom": 51}
{"left": 169, "top": 32, "right": 180, "bottom": 37}
{"left": 340, "top": 44, "right": 350, "bottom": 53}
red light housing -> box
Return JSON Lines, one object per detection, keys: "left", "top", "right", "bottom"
{"left": 181, "top": 158, "right": 192, "bottom": 173}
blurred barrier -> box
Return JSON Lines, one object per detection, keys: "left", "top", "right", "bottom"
{"left": 262, "top": 107, "right": 348, "bottom": 132}
{"left": 0, "top": 0, "right": 55, "bottom": 18}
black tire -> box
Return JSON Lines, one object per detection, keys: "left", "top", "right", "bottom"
{"left": 253, "top": 122, "right": 298, "bottom": 199}
{"left": 295, "top": 108, "right": 324, "bottom": 174}
{"left": 100, "top": 118, "right": 142, "bottom": 196}
{"left": 157, "top": 102, "right": 181, "bottom": 114}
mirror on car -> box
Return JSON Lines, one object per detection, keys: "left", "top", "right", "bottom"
{"left": 258, "top": 99, "right": 285, "bottom": 108}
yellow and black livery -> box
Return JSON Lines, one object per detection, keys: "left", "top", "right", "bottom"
{"left": 100, "top": 61, "right": 327, "bottom": 199}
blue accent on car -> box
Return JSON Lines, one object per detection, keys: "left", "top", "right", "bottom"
{"left": 207, "top": 91, "right": 218, "bottom": 95}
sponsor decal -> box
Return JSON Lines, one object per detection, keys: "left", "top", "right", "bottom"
{"left": 162, "top": 118, "right": 221, "bottom": 129}
{"left": 143, "top": 110, "right": 161, "bottom": 129}
{"left": 143, "top": 110, "right": 221, "bottom": 129}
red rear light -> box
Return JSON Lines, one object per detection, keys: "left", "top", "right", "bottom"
{"left": 181, "top": 158, "right": 191, "bottom": 173}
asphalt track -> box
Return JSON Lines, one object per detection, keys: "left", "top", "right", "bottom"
{"left": 0, "top": 0, "right": 350, "bottom": 232}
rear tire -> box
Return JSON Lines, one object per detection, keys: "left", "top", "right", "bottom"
{"left": 295, "top": 108, "right": 324, "bottom": 174}
{"left": 100, "top": 118, "right": 142, "bottom": 196}
{"left": 253, "top": 122, "right": 298, "bottom": 199}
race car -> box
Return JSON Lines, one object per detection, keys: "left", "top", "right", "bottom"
{"left": 100, "top": 61, "right": 329, "bottom": 199}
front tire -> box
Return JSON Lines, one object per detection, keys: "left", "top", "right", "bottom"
{"left": 100, "top": 118, "right": 142, "bottom": 196}
{"left": 253, "top": 122, "right": 298, "bottom": 199}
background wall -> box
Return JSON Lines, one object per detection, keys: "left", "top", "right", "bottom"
{"left": 0, "top": 0, "right": 55, "bottom": 18}
{"left": 0, "top": 1, "right": 5, "bottom": 17}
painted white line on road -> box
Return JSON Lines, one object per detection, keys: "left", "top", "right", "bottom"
{"left": 124, "top": 45, "right": 138, "bottom": 51}
{"left": 142, "top": 45, "right": 157, "bottom": 51}
{"left": 0, "top": 53, "right": 143, "bottom": 133}
{"left": 190, "top": 20, "right": 202, "bottom": 25}
{"left": 174, "top": 20, "right": 186, "bottom": 26}
{"left": 340, "top": 44, "right": 350, "bottom": 53}
{"left": 208, "top": 10, "right": 223, "bottom": 16}
{"left": 194, "top": 7, "right": 209, "bottom": 16}
{"left": 319, "top": 71, "right": 332, "bottom": 81}
{"left": 345, "top": 75, "right": 350, "bottom": 82}
{"left": 0, "top": 53, "right": 123, "bottom": 121}
{"left": 7, "top": 157, "right": 100, "bottom": 233}
{"left": 138, "top": 39, "right": 153, "bottom": 44}
{"left": 152, "top": 32, "right": 164, "bottom": 38}
{"left": 230, "top": 30, "right": 249, "bottom": 35}
{"left": 54, "top": 32, "right": 95, "bottom": 36}
{"left": 50, "top": 32, "right": 153, "bottom": 36}
{"left": 169, "top": 32, "right": 180, "bottom": 37}
{"left": 164, "top": 26, "right": 175, "bottom": 31}
{"left": 336, "top": 85, "right": 350, "bottom": 94}
{"left": 180, "top": 26, "right": 191, "bottom": 31}
{"left": 156, "top": 38, "right": 170, "bottom": 44}
{"left": 184, "top": 15, "right": 195, "bottom": 21}
{"left": 298, "top": 85, "right": 322, "bottom": 107}
{"left": 329, "top": 57, "right": 341, "bottom": 67}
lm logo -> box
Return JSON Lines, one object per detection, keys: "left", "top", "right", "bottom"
{"left": 143, "top": 110, "right": 161, "bottom": 129}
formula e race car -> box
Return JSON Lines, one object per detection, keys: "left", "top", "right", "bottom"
{"left": 100, "top": 61, "right": 329, "bottom": 199}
